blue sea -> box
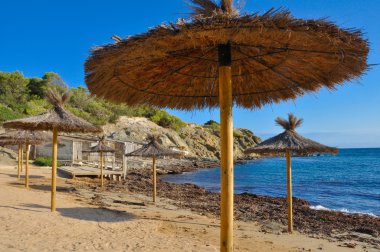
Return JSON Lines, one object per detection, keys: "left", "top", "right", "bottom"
{"left": 162, "top": 148, "right": 380, "bottom": 216}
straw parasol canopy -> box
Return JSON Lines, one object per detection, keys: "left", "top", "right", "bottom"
{"left": 83, "top": 136, "right": 115, "bottom": 188}
{"left": 0, "top": 130, "right": 48, "bottom": 145}
{"left": 127, "top": 136, "right": 180, "bottom": 202}
{"left": 83, "top": 137, "right": 115, "bottom": 153}
{"left": 84, "top": 1, "right": 368, "bottom": 250}
{"left": 2, "top": 90, "right": 101, "bottom": 133}
{"left": 85, "top": 2, "right": 368, "bottom": 110}
{"left": 245, "top": 114, "right": 339, "bottom": 155}
{"left": 0, "top": 130, "right": 48, "bottom": 185}
{"left": 127, "top": 136, "right": 180, "bottom": 158}
{"left": 2, "top": 88, "right": 102, "bottom": 211}
{"left": 245, "top": 113, "right": 338, "bottom": 233}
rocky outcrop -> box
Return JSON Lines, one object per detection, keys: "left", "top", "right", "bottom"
{"left": 102, "top": 116, "right": 261, "bottom": 160}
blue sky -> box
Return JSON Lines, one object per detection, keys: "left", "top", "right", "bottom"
{"left": 0, "top": 0, "right": 379, "bottom": 147}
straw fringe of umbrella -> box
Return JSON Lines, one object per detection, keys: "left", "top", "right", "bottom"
{"left": 245, "top": 114, "right": 338, "bottom": 233}
{"left": 0, "top": 130, "right": 48, "bottom": 187}
{"left": 3, "top": 88, "right": 103, "bottom": 211}
{"left": 85, "top": 3, "right": 368, "bottom": 110}
{"left": 127, "top": 135, "right": 180, "bottom": 202}
{"left": 246, "top": 114, "right": 338, "bottom": 155}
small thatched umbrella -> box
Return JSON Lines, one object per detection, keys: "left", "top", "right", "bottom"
{"left": 3, "top": 89, "right": 102, "bottom": 211}
{"left": 245, "top": 114, "right": 338, "bottom": 233}
{"left": 0, "top": 130, "right": 47, "bottom": 186}
{"left": 83, "top": 136, "right": 115, "bottom": 188}
{"left": 126, "top": 136, "right": 180, "bottom": 203}
{"left": 85, "top": 1, "right": 368, "bottom": 250}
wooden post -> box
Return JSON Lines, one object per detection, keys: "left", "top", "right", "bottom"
{"left": 286, "top": 149, "right": 293, "bottom": 233}
{"left": 17, "top": 144, "right": 21, "bottom": 179}
{"left": 25, "top": 143, "right": 30, "bottom": 189}
{"left": 219, "top": 43, "right": 234, "bottom": 252}
{"left": 20, "top": 145, "right": 23, "bottom": 173}
{"left": 122, "top": 154, "right": 127, "bottom": 180}
{"left": 71, "top": 141, "right": 75, "bottom": 166}
{"left": 100, "top": 151, "right": 104, "bottom": 188}
{"left": 152, "top": 156, "right": 157, "bottom": 203}
{"left": 51, "top": 127, "right": 58, "bottom": 212}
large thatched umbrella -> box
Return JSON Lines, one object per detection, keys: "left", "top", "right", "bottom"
{"left": 3, "top": 89, "right": 102, "bottom": 211}
{"left": 245, "top": 114, "right": 338, "bottom": 233}
{"left": 126, "top": 136, "right": 180, "bottom": 203}
{"left": 83, "top": 136, "right": 115, "bottom": 188}
{"left": 0, "top": 130, "right": 47, "bottom": 186}
{"left": 84, "top": 1, "right": 368, "bottom": 250}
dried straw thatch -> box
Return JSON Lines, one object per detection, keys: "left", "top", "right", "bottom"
{"left": 245, "top": 114, "right": 338, "bottom": 155}
{"left": 85, "top": 1, "right": 369, "bottom": 110}
{"left": 0, "top": 130, "right": 48, "bottom": 145}
{"left": 2, "top": 89, "right": 102, "bottom": 133}
{"left": 83, "top": 136, "right": 115, "bottom": 153}
{"left": 127, "top": 136, "right": 180, "bottom": 157}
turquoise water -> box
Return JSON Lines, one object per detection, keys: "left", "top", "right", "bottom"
{"left": 162, "top": 148, "right": 380, "bottom": 216}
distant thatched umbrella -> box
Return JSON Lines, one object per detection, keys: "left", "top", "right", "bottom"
{"left": 85, "top": 1, "right": 368, "bottom": 250}
{"left": 127, "top": 136, "right": 180, "bottom": 202}
{"left": 245, "top": 114, "right": 338, "bottom": 233}
{"left": 0, "top": 130, "right": 47, "bottom": 187}
{"left": 83, "top": 136, "right": 115, "bottom": 187}
{"left": 3, "top": 89, "right": 102, "bottom": 211}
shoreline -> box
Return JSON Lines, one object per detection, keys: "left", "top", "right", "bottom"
{"left": 73, "top": 168, "right": 380, "bottom": 250}
{"left": 160, "top": 165, "right": 380, "bottom": 219}
{"left": 158, "top": 157, "right": 380, "bottom": 218}
{"left": 0, "top": 163, "right": 379, "bottom": 251}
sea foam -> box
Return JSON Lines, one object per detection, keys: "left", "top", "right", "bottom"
{"left": 310, "top": 205, "right": 378, "bottom": 217}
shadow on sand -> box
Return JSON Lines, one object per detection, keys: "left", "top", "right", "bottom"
{"left": 21, "top": 203, "right": 135, "bottom": 222}
{"left": 0, "top": 205, "right": 44, "bottom": 213}
{"left": 58, "top": 207, "right": 135, "bottom": 222}
{"left": 7, "top": 182, "right": 73, "bottom": 192}
{"left": 0, "top": 172, "right": 44, "bottom": 179}
{"left": 29, "top": 184, "right": 75, "bottom": 192}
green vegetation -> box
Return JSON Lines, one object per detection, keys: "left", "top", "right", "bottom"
{"left": 0, "top": 71, "right": 187, "bottom": 131}
{"left": 233, "top": 131, "right": 243, "bottom": 138}
{"left": 204, "top": 120, "right": 220, "bottom": 131}
{"left": 33, "top": 156, "right": 62, "bottom": 167}
{"left": 148, "top": 110, "right": 187, "bottom": 131}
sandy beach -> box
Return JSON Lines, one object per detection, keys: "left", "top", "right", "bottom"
{"left": 0, "top": 162, "right": 378, "bottom": 252}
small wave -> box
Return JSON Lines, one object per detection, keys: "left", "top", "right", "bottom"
{"left": 310, "top": 205, "right": 330, "bottom": 211}
{"left": 310, "top": 205, "right": 378, "bottom": 217}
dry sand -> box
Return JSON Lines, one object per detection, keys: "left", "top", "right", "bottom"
{"left": 0, "top": 163, "right": 375, "bottom": 252}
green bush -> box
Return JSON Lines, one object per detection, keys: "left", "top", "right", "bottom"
{"left": 33, "top": 157, "right": 63, "bottom": 167}
{"left": 33, "top": 157, "right": 52, "bottom": 166}
{"left": 149, "top": 110, "right": 187, "bottom": 131}
{"left": 204, "top": 120, "right": 220, "bottom": 131}
{"left": 233, "top": 131, "right": 243, "bottom": 138}
{"left": 0, "top": 104, "right": 23, "bottom": 122}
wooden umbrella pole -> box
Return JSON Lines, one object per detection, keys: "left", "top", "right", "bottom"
{"left": 286, "top": 149, "right": 293, "bottom": 233}
{"left": 100, "top": 151, "right": 104, "bottom": 188}
{"left": 152, "top": 156, "right": 157, "bottom": 203}
{"left": 218, "top": 43, "right": 234, "bottom": 252}
{"left": 51, "top": 127, "right": 58, "bottom": 212}
{"left": 17, "top": 144, "right": 21, "bottom": 179}
{"left": 25, "top": 143, "right": 30, "bottom": 189}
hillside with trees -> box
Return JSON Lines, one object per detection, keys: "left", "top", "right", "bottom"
{"left": 0, "top": 71, "right": 261, "bottom": 159}
{"left": 0, "top": 71, "right": 186, "bottom": 130}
